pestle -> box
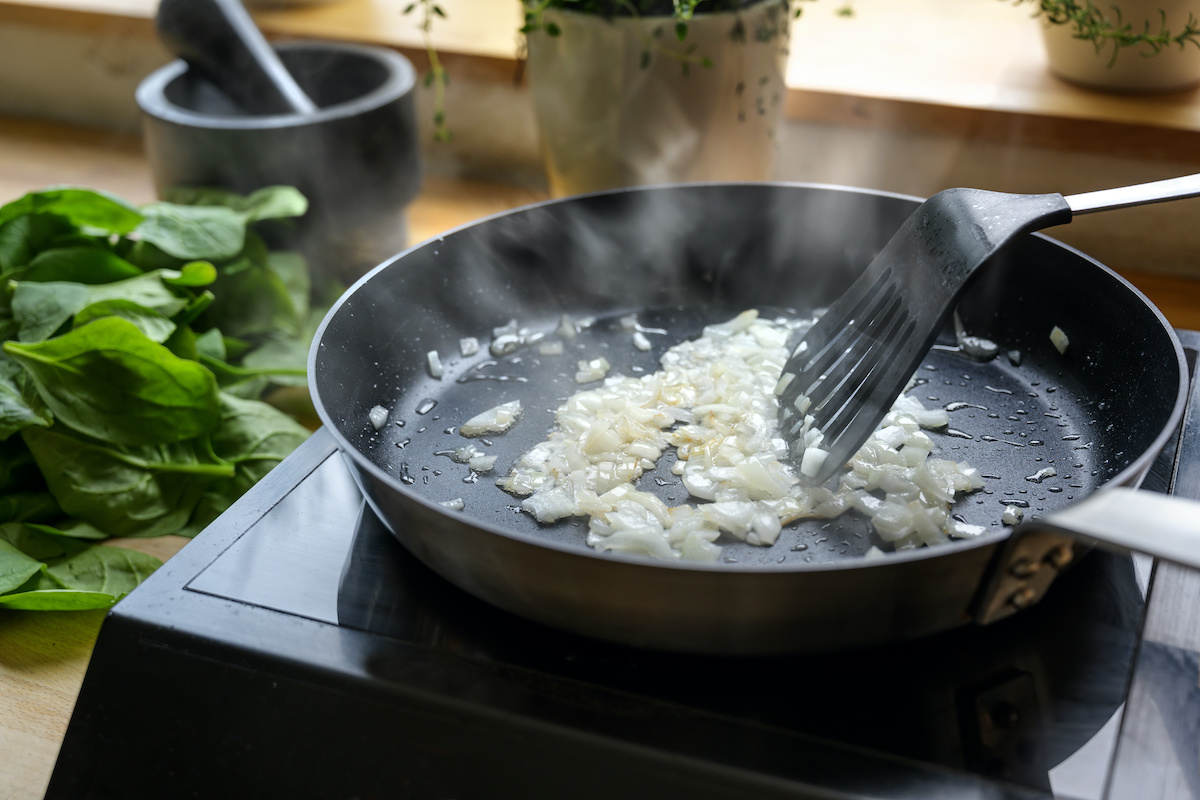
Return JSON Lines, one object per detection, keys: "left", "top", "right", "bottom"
{"left": 156, "top": 0, "right": 318, "bottom": 116}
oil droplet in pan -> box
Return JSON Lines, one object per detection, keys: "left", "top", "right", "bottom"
{"left": 415, "top": 398, "right": 437, "bottom": 415}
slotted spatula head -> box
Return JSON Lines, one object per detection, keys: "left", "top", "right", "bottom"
{"left": 777, "top": 188, "right": 1072, "bottom": 484}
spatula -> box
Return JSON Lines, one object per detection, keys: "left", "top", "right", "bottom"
{"left": 777, "top": 173, "right": 1200, "bottom": 484}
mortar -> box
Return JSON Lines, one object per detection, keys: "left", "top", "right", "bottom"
{"left": 136, "top": 41, "right": 421, "bottom": 286}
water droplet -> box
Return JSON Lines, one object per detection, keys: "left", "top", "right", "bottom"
{"left": 945, "top": 401, "right": 987, "bottom": 412}
{"left": 395, "top": 438, "right": 410, "bottom": 449}
{"left": 398, "top": 463, "right": 415, "bottom": 485}
{"left": 984, "top": 385, "right": 1013, "bottom": 395}
{"left": 946, "top": 428, "right": 973, "bottom": 439}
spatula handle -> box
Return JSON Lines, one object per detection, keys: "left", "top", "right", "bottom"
{"left": 1066, "top": 172, "right": 1200, "bottom": 214}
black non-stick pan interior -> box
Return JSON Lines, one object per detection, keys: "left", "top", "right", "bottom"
{"left": 311, "top": 183, "right": 1185, "bottom": 570}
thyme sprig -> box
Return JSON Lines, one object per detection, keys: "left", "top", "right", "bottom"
{"left": 1020, "top": 0, "right": 1200, "bottom": 65}
{"left": 402, "top": 0, "right": 453, "bottom": 142}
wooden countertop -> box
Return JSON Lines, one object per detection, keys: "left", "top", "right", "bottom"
{"left": 3, "top": 25, "right": 1200, "bottom": 789}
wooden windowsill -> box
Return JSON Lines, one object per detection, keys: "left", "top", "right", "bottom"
{"left": 7, "top": 0, "right": 1200, "bottom": 146}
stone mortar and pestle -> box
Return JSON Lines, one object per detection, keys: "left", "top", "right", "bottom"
{"left": 137, "top": 0, "right": 422, "bottom": 286}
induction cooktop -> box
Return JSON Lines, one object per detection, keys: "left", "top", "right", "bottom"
{"left": 45, "top": 332, "right": 1200, "bottom": 800}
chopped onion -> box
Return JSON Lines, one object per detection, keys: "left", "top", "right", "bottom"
{"left": 368, "top": 405, "right": 388, "bottom": 430}
{"left": 459, "top": 337, "right": 480, "bottom": 357}
{"left": 495, "top": 310, "right": 988, "bottom": 562}
{"left": 440, "top": 498, "right": 465, "bottom": 511}
{"left": 460, "top": 400, "right": 523, "bottom": 437}
{"left": 1002, "top": 505, "right": 1025, "bottom": 526}
{"left": 426, "top": 350, "right": 444, "bottom": 379}
{"left": 1050, "top": 326, "right": 1070, "bottom": 354}
{"left": 575, "top": 357, "right": 611, "bottom": 384}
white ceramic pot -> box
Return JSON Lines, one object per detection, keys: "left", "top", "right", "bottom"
{"left": 524, "top": 1, "right": 791, "bottom": 196}
{"left": 1040, "top": 0, "right": 1200, "bottom": 92}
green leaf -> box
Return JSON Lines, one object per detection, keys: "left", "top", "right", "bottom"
{"left": 74, "top": 299, "right": 178, "bottom": 344}
{"left": 180, "top": 393, "right": 308, "bottom": 536}
{"left": 21, "top": 247, "right": 142, "bottom": 284}
{"left": 4, "top": 317, "right": 221, "bottom": 446}
{"left": 194, "top": 328, "right": 226, "bottom": 362}
{"left": 21, "top": 424, "right": 232, "bottom": 537}
{"left": 0, "top": 354, "right": 53, "bottom": 440}
{"left": 0, "top": 491, "right": 61, "bottom": 524}
{"left": 0, "top": 537, "right": 44, "bottom": 594}
{"left": 136, "top": 203, "right": 245, "bottom": 261}
{"left": 162, "top": 186, "right": 308, "bottom": 223}
{"left": 27, "top": 520, "right": 110, "bottom": 541}
{"left": 46, "top": 545, "right": 160, "bottom": 598}
{"left": 163, "top": 261, "right": 218, "bottom": 288}
{"left": 0, "top": 188, "right": 143, "bottom": 234}
{"left": 0, "top": 214, "right": 78, "bottom": 274}
{"left": 0, "top": 587, "right": 115, "bottom": 610}
{"left": 0, "top": 521, "right": 86, "bottom": 561}
{"left": 84, "top": 270, "right": 189, "bottom": 318}
{"left": 11, "top": 280, "right": 90, "bottom": 342}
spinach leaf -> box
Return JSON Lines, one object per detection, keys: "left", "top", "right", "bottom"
{"left": 45, "top": 545, "right": 161, "bottom": 598}
{"left": 136, "top": 202, "right": 245, "bottom": 261}
{"left": 75, "top": 299, "right": 177, "bottom": 343}
{"left": 0, "top": 188, "right": 143, "bottom": 234}
{"left": 84, "top": 270, "right": 189, "bottom": 318}
{"left": 12, "top": 280, "right": 89, "bottom": 342}
{"left": 0, "top": 213, "right": 77, "bottom": 274}
{"left": 0, "top": 586, "right": 116, "bottom": 610}
{"left": 28, "top": 520, "right": 109, "bottom": 541}
{"left": 22, "top": 424, "right": 232, "bottom": 537}
{"left": 180, "top": 393, "right": 309, "bottom": 536}
{"left": 165, "top": 185, "right": 308, "bottom": 222}
{"left": 163, "top": 261, "right": 218, "bottom": 288}
{"left": 0, "top": 491, "right": 61, "bottom": 524}
{"left": 0, "top": 537, "right": 44, "bottom": 594}
{"left": 0, "top": 353, "right": 53, "bottom": 440}
{"left": 4, "top": 317, "right": 221, "bottom": 446}
{"left": 21, "top": 246, "right": 143, "bottom": 284}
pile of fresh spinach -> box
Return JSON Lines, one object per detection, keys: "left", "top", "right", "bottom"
{"left": 0, "top": 186, "right": 326, "bottom": 610}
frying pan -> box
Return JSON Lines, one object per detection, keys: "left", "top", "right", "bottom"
{"left": 309, "top": 183, "right": 1189, "bottom": 654}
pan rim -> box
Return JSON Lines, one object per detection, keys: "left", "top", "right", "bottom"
{"left": 308, "top": 181, "right": 1190, "bottom": 575}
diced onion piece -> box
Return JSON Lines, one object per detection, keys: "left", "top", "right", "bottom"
{"left": 632, "top": 331, "right": 651, "bottom": 351}
{"left": 368, "top": 405, "right": 388, "bottom": 430}
{"left": 459, "top": 337, "right": 480, "bottom": 357}
{"left": 1002, "top": 506, "right": 1025, "bottom": 526}
{"left": 575, "top": 357, "right": 611, "bottom": 384}
{"left": 1050, "top": 325, "right": 1070, "bottom": 354}
{"left": 426, "top": 350, "right": 444, "bottom": 379}
{"left": 460, "top": 400, "right": 523, "bottom": 437}
{"left": 538, "top": 340, "right": 565, "bottom": 356}
{"left": 440, "top": 498, "right": 465, "bottom": 511}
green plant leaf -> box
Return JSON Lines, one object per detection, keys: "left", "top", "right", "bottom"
{"left": 21, "top": 424, "right": 232, "bottom": 537}
{"left": 0, "top": 354, "right": 53, "bottom": 440}
{"left": 0, "top": 188, "right": 143, "bottom": 234}
{"left": 27, "top": 520, "right": 109, "bottom": 540}
{"left": 0, "top": 491, "right": 61, "bottom": 524}
{"left": 136, "top": 202, "right": 245, "bottom": 261}
{"left": 4, "top": 317, "right": 221, "bottom": 446}
{"left": 45, "top": 545, "right": 160, "bottom": 597}
{"left": 84, "top": 270, "right": 189, "bottom": 318}
{"left": 163, "top": 185, "right": 308, "bottom": 223}
{"left": 11, "top": 280, "right": 89, "bottom": 342}
{"left": 0, "top": 214, "right": 76, "bottom": 274}
{"left": 74, "top": 299, "right": 178, "bottom": 344}
{"left": 21, "top": 246, "right": 143, "bottom": 284}
{"left": 0, "top": 537, "right": 44, "bottom": 594}
{"left": 163, "top": 261, "right": 218, "bottom": 288}
{"left": 179, "top": 393, "right": 309, "bottom": 536}
{"left": 0, "top": 587, "right": 116, "bottom": 610}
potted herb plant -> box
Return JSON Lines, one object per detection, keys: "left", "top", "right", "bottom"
{"left": 1023, "top": 0, "right": 1200, "bottom": 91}
{"left": 409, "top": 0, "right": 804, "bottom": 196}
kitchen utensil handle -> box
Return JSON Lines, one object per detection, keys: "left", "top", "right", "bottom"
{"left": 1065, "top": 173, "right": 1200, "bottom": 215}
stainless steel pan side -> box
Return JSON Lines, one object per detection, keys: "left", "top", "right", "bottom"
{"left": 309, "top": 183, "right": 1188, "bottom": 654}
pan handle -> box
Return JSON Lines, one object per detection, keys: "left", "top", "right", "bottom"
{"left": 974, "top": 488, "right": 1200, "bottom": 625}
